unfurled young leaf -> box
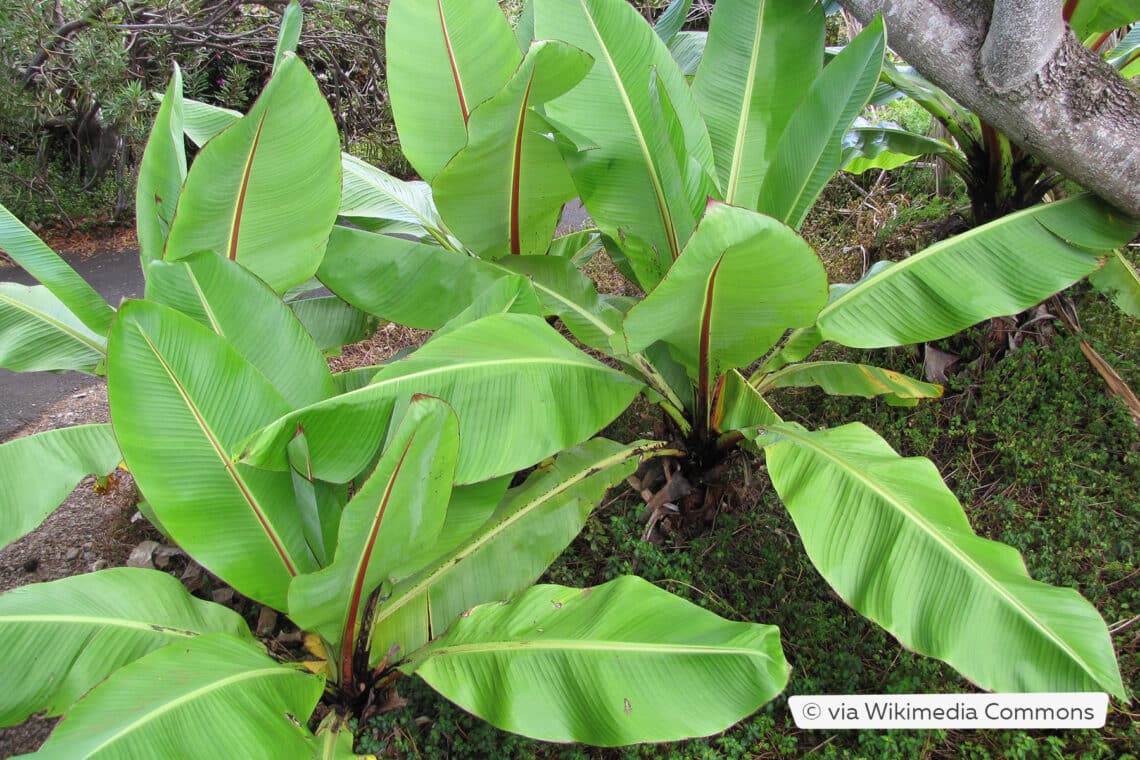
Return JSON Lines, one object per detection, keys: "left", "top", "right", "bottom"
{"left": 136, "top": 66, "right": 187, "bottom": 265}
{"left": 756, "top": 15, "right": 885, "bottom": 228}
{"left": 534, "top": 0, "right": 716, "bottom": 290}
{"left": 693, "top": 0, "right": 824, "bottom": 207}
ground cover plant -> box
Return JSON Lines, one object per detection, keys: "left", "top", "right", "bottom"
{"left": 0, "top": 0, "right": 1136, "bottom": 755}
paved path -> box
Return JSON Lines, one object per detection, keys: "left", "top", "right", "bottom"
{"left": 0, "top": 248, "right": 144, "bottom": 439}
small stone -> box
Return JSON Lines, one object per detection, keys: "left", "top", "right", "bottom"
{"left": 64, "top": 548, "right": 80, "bottom": 561}
{"left": 72, "top": 392, "right": 87, "bottom": 399}
{"left": 153, "top": 545, "right": 183, "bottom": 569}
{"left": 256, "top": 606, "right": 278, "bottom": 635}
{"left": 126, "top": 540, "right": 160, "bottom": 569}
{"left": 180, "top": 564, "right": 205, "bottom": 592}
{"left": 22, "top": 558, "right": 38, "bottom": 573}
{"left": 212, "top": 588, "right": 235, "bottom": 606}
{"left": 91, "top": 559, "right": 109, "bottom": 572}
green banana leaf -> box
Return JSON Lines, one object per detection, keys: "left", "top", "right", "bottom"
{"left": 339, "top": 154, "right": 452, "bottom": 246}
{"left": 1071, "top": 0, "right": 1140, "bottom": 37}
{"left": 495, "top": 255, "right": 625, "bottom": 351}
{"left": 759, "top": 422, "right": 1126, "bottom": 698}
{"left": 313, "top": 714, "right": 371, "bottom": 760}
{"left": 145, "top": 252, "right": 336, "bottom": 407}
{"left": 1108, "top": 25, "right": 1140, "bottom": 75}
{"left": 712, "top": 369, "right": 780, "bottom": 434}
{"left": 653, "top": 0, "right": 692, "bottom": 44}
{"left": 286, "top": 429, "right": 344, "bottom": 568}
{"left": 178, "top": 97, "right": 241, "bottom": 147}
{"left": 288, "top": 397, "right": 457, "bottom": 679}
{"left": 405, "top": 576, "right": 789, "bottom": 746}
{"left": 135, "top": 66, "right": 187, "bottom": 265}
{"left": 817, "top": 194, "right": 1140, "bottom": 348}
{"left": 755, "top": 360, "right": 943, "bottom": 405}
{"left": 1088, "top": 249, "right": 1140, "bottom": 318}
{"left": 515, "top": 0, "right": 535, "bottom": 52}
{"left": 533, "top": 0, "right": 717, "bottom": 290}
{"left": 878, "top": 62, "right": 981, "bottom": 155}
{"left": 176, "top": 98, "right": 453, "bottom": 246}
{"left": 841, "top": 119, "right": 967, "bottom": 175}
{"left": 0, "top": 568, "right": 250, "bottom": 725}
{"left": 756, "top": 15, "right": 885, "bottom": 229}
{"left": 428, "top": 274, "right": 543, "bottom": 340}
{"left": 752, "top": 325, "right": 823, "bottom": 376}
{"left": 0, "top": 205, "right": 113, "bottom": 335}
{"left": 273, "top": 1, "right": 303, "bottom": 71}
{"left": 240, "top": 314, "right": 644, "bottom": 485}
{"left": 32, "top": 633, "right": 322, "bottom": 760}
{"left": 0, "top": 283, "right": 106, "bottom": 372}
{"left": 108, "top": 300, "right": 316, "bottom": 609}
{"left": 386, "top": 0, "right": 521, "bottom": 181}
{"left": 0, "top": 424, "right": 121, "bottom": 551}
{"left": 370, "top": 438, "right": 651, "bottom": 664}
{"left": 317, "top": 226, "right": 511, "bottom": 330}
{"left": 547, "top": 229, "right": 603, "bottom": 261}
{"left": 163, "top": 54, "right": 340, "bottom": 293}
{"left": 432, "top": 41, "right": 592, "bottom": 257}
{"left": 288, "top": 296, "right": 380, "bottom": 354}
{"left": 669, "top": 31, "right": 707, "bottom": 77}
{"left": 623, "top": 202, "right": 828, "bottom": 427}
{"left": 692, "top": 0, "right": 823, "bottom": 207}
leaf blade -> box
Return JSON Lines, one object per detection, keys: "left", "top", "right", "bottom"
{"left": 406, "top": 576, "right": 789, "bottom": 746}
{"left": 760, "top": 422, "right": 1125, "bottom": 698}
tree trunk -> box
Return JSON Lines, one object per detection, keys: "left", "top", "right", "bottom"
{"left": 839, "top": 0, "right": 1140, "bottom": 218}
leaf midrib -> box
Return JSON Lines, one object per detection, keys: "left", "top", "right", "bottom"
{"left": 1, "top": 614, "right": 200, "bottom": 637}
{"left": 424, "top": 638, "right": 774, "bottom": 659}
{"left": 134, "top": 324, "right": 297, "bottom": 576}
{"left": 578, "top": 0, "right": 680, "bottom": 259}
{"left": 725, "top": 0, "right": 766, "bottom": 204}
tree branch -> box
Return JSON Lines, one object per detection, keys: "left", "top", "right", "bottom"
{"left": 980, "top": 0, "right": 1064, "bottom": 92}
{"left": 840, "top": 0, "right": 1140, "bottom": 217}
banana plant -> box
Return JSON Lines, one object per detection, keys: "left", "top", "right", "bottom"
{"left": 0, "top": 7, "right": 797, "bottom": 753}
{"left": 294, "top": 0, "right": 1133, "bottom": 703}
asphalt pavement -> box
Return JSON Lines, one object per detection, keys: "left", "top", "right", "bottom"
{"left": 0, "top": 248, "right": 144, "bottom": 439}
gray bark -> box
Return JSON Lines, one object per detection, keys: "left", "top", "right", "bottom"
{"left": 840, "top": 0, "right": 1140, "bottom": 217}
